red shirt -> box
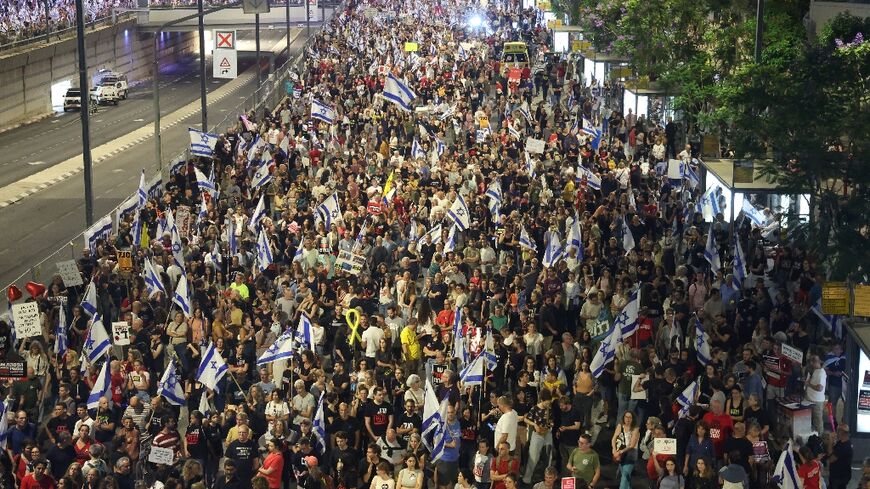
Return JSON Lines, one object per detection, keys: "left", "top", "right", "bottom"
{"left": 797, "top": 460, "right": 821, "bottom": 489}
{"left": 491, "top": 456, "right": 520, "bottom": 489}
{"left": 262, "top": 451, "right": 285, "bottom": 489}
{"left": 20, "top": 474, "right": 56, "bottom": 489}
{"left": 702, "top": 412, "right": 734, "bottom": 459}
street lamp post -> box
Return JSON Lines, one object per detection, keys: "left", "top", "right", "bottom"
{"left": 754, "top": 0, "right": 764, "bottom": 62}
{"left": 198, "top": 0, "right": 208, "bottom": 131}
{"left": 74, "top": 0, "right": 94, "bottom": 226}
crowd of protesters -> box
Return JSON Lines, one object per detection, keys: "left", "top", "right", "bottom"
{"left": 0, "top": 0, "right": 134, "bottom": 46}
{"left": 0, "top": 2, "right": 855, "bottom": 489}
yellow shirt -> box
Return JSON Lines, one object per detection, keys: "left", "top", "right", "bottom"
{"left": 400, "top": 327, "right": 421, "bottom": 361}
{"left": 229, "top": 282, "right": 250, "bottom": 300}
{"left": 229, "top": 307, "right": 243, "bottom": 327}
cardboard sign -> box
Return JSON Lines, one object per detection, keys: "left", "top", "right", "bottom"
{"left": 12, "top": 303, "right": 41, "bottom": 338}
{"left": 432, "top": 364, "right": 448, "bottom": 385}
{"left": 334, "top": 250, "right": 366, "bottom": 276}
{"left": 367, "top": 201, "right": 382, "bottom": 215}
{"left": 117, "top": 250, "right": 133, "bottom": 273}
{"left": 752, "top": 441, "right": 770, "bottom": 462}
{"left": 780, "top": 343, "right": 804, "bottom": 365}
{"left": 0, "top": 362, "right": 26, "bottom": 381}
{"left": 113, "top": 322, "right": 131, "bottom": 346}
{"left": 148, "top": 446, "right": 175, "bottom": 465}
{"left": 654, "top": 438, "right": 677, "bottom": 455}
{"left": 56, "top": 260, "right": 84, "bottom": 287}
{"left": 855, "top": 284, "right": 870, "bottom": 318}
{"left": 175, "top": 205, "right": 192, "bottom": 238}
{"left": 822, "top": 282, "right": 850, "bottom": 315}
{"left": 525, "top": 137, "right": 546, "bottom": 154}
{"left": 404, "top": 42, "right": 419, "bottom": 52}
{"left": 561, "top": 478, "right": 575, "bottom": 489}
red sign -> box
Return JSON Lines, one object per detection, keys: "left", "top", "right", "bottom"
{"left": 216, "top": 31, "right": 235, "bottom": 49}
{"left": 508, "top": 68, "right": 522, "bottom": 85}
{"left": 367, "top": 201, "right": 382, "bottom": 215}
{"left": 561, "top": 478, "right": 575, "bottom": 489}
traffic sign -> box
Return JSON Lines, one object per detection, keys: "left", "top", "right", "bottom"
{"left": 242, "top": 0, "right": 270, "bottom": 14}
{"left": 213, "top": 48, "right": 238, "bottom": 79}
{"left": 214, "top": 30, "right": 236, "bottom": 49}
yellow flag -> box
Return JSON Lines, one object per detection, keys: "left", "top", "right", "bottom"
{"left": 382, "top": 170, "right": 395, "bottom": 199}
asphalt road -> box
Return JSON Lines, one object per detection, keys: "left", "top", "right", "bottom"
{"left": 0, "top": 30, "right": 309, "bottom": 288}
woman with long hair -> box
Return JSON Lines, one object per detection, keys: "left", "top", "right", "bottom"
{"left": 397, "top": 454, "right": 423, "bottom": 489}
{"left": 687, "top": 457, "right": 716, "bottom": 489}
{"left": 683, "top": 422, "right": 714, "bottom": 475}
{"left": 611, "top": 411, "right": 640, "bottom": 489}
{"left": 658, "top": 458, "right": 684, "bottom": 489}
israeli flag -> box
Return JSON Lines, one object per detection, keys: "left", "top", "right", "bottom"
{"left": 383, "top": 73, "right": 417, "bottom": 111}
{"left": 227, "top": 217, "right": 239, "bottom": 256}
{"left": 581, "top": 118, "right": 602, "bottom": 149}
{"left": 542, "top": 235, "right": 565, "bottom": 269}
{"left": 158, "top": 359, "right": 186, "bottom": 406}
{"left": 577, "top": 165, "right": 602, "bottom": 190}
{"left": 622, "top": 217, "right": 636, "bottom": 253}
{"left": 811, "top": 300, "right": 843, "bottom": 338}
{"left": 143, "top": 258, "right": 166, "bottom": 298}
{"left": 170, "top": 157, "right": 187, "bottom": 176}
{"left": 146, "top": 174, "right": 163, "bottom": 198}
{"left": 695, "top": 318, "right": 711, "bottom": 366}
{"left": 316, "top": 192, "right": 343, "bottom": 230}
{"left": 458, "top": 352, "right": 485, "bottom": 386}
{"left": 772, "top": 441, "right": 803, "bottom": 489}
{"left": 117, "top": 195, "right": 139, "bottom": 221}
{"left": 80, "top": 281, "right": 98, "bottom": 317}
{"left": 483, "top": 331, "right": 498, "bottom": 371}
{"left": 427, "top": 397, "right": 451, "bottom": 463}
{"left": 257, "top": 229, "right": 273, "bottom": 272}
{"left": 741, "top": 199, "right": 766, "bottom": 227}
{"left": 86, "top": 359, "right": 111, "bottom": 410}
{"left": 457, "top": 43, "right": 468, "bottom": 61}
{"left": 525, "top": 152, "right": 536, "bottom": 178}
{"left": 172, "top": 275, "right": 192, "bottom": 318}
{"left": 83, "top": 215, "right": 113, "bottom": 253}
{"left": 0, "top": 400, "right": 10, "bottom": 449}
{"left": 475, "top": 127, "right": 491, "bottom": 144}
{"left": 312, "top": 392, "right": 328, "bottom": 453}
{"left": 508, "top": 125, "right": 521, "bottom": 140}
{"left": 704, "top": 230, "right": 721, "bottom": 274}
{"left": 447, "top": 194, "right": 470, "bottom": 231}
{"left": 189, "top": 128, "right": 220, "bottom": 158}
{"left": 311, "top": 99, "right": 337, "bottom": 124}
{"left": 567, "top": 215, "right": 583, "bottom": 256}
{"left": 590, "top": 321, "right": 622, "bottom": 377}
{"left": 412, "top": 139, "right": 426, "bottom": 159}
{"left": 295, "top": 313, "right": 316, "bottom": 352}
{"left": 422, "top": 379, "right": 441, "bottom": 439}
{"left": 420, "top": 223, "right": 442, "bottom": 244}
{"left": 257, "top": 330, "right": 295, "bottom": 366}
{"left": 196, "top": 343, "right": 228, "bottom": 391}
{"left": 55, "top": 306, "right": 68, "bottom": 358}
{"left": 439, "top": 105, "right": 455, "bottom": 121}
{"left": 83, "top": 314, "right": 112, "bottom": 364}
{"left": 700, "top": 186, "right": 721, "bottom": 221}
{"left": 443, "top": 225, "right": 458, "bottom": 254}
{"left": 676, "top": 380, "right": 699, "bottom": 418}
{"left": 680, "top": 162, "right": 700, "bottom": 188}
{"left": 517, "top": 104, "right": 532, "bottom": 123}
{"left": 170, "top": 218, "right": 185, "bottom": 271}
{"left": 452, "top": 307, "right": 467, "bottom": 365}
{"left": 435, "top": 139, "right": 446, "bottom": 156}
{"left": 485, "top": 181, "right": 502, "bottom": 223}
{"left": 249, "top": 194, "right": 266, "bottom": 234}
{"left": 194, "top": 167, "right": 217, "bottom": 196}
{"left": 614, "top": 289, "right": 641, "bottom": 338}
{"left": 519, "top": 225, "right": 537, "bottom": 252}
{"left": 734, "top": 239, "right": 748, "bottom": 288}
{"left": 251, "top": 160, "right": 272, "bottom": 190}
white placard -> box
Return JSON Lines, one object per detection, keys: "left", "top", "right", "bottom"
{"left": 213, "top": 48, "right": 238, "bottom": 79}
{"left": 630, "top": 374, "right": 647, "bottom": 400}
{"left": 654, "top": 438, "right": 677, "bottom": 455}
{"left": 55, "top": 260, "right": 83, "bottom": 287}
{"left": 334, "top": 250, "right": 366, "bottom": 275}
{"left": 781, "top": 343, "right": 804, "bottom": 365}
{"left": 525, "top": 137, "right": 546, "bottom": 154}
{"left": 112, "top": 322, "right": 131, "bottom": 346}
{"left": 12, "top": 303, "right": 41, "bottom": 338}
{"left": 667, "top": 159, "right": 682, "bottom": 179}
{"left": 148, "top": 446, "right": 175, "bottom": 465}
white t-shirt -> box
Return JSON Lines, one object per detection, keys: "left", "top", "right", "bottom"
{"left": 362, "top": 325, "right": 385, "bottom": 358}
{"left": 805, "top": 368, "right": 827, "bottom": 403}
{"left": 494, "top": 409, "right": 518, "bottom": 451}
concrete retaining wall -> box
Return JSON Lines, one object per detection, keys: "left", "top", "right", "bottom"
{"left": 0, "top": 20, "right": 197, "bottom": 128}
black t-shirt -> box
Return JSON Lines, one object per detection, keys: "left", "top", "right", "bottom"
{"left": 185, "top": 424, "right": 209, "bottom": 459}
{"left": 429, "top": 282, "right": 448, "bottom": 311}
{"left": 723, "top": 436, "right": 753, "bottom": 474}
{"left": 557, "top": 407, "right": 581, "bottom": 445}
{"left": 743, "top": 407, "right": 770, "bottom": 430}
{"left": 328, "top": 415, "right": 359, "bottom": 437}
{"left": 46, "top": 415, "right": 75, "bottom": 441}
{"left": 395, "top": 411, "right": 421, "bottom": 444}
{"left": 225, "top": 439, "right": 259, "bottom": 481}
{"left": 93, "top": 407, "right": 119, "bottom": 444}
{"left": 830, "top": 440, "right": 853, "bottom": 476}
{"left": 363, "top": 401, "right": 392, "bottom": 438}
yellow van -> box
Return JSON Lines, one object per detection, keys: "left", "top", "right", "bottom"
{"left": 500, "top": 41, "right": 529, "bottom": 76}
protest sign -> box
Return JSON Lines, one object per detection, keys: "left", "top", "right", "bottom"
{"left": 654, "top": 438, "right": 677, "bottom": 455}
{"left": 56, "top": 260, "right": 83, "bottom": 287}
{"left": 525, "top": 137, "right": 545, "bottom": 154}
{"left": 12, "top": 303, "right": 41, "bottom": 338}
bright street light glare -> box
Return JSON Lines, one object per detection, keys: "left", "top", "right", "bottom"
{"left": 467, "top": 15, "right": 483, "bottom": 28}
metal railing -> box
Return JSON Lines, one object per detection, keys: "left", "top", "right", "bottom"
{"left": 1, "top": 17, "right": 319, "bottom": 292}
{"left": 0, "top": 12, "right": 134, "bottom": 52}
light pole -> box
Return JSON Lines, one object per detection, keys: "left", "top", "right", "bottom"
{"left": 286, "top": 0, "right": 291, "bottom": 56}
{"left": 754, "top": 0, "right": 764, "bottom": 62}
{"left": 198, "top": 0, "right": 208, "bottom": 131}
{"left": 255, "top": 13, "right": 261, "bottom": 109}
{"left": 74, "top": 0, "right": 94, "bottom": 226}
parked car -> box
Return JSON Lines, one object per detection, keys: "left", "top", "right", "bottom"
{"left": 90, "top": 85, "right": 119, "bottom": 105}
{"left": 63, "top": 88, "right": 82, "bottom": 111}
